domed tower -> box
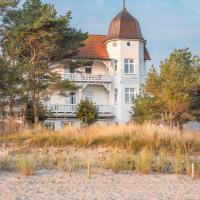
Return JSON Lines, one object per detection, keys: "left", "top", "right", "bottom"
{"left": 106, "top": 3, "right": 150, "bottom": 123}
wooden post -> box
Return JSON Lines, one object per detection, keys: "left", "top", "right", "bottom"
{"left": 87, "top": 161, "right": 91, "bottom": 179}
{"left": 191, "top": 163, "right": 195, "bottom": 180}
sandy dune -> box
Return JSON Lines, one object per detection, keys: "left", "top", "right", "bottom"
{"left": 0, "top": 170, "right": 199, "bottom": 200}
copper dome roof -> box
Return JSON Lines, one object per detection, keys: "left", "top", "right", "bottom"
{"left": 107, "top": 7, "right": 144, "bottom": 41}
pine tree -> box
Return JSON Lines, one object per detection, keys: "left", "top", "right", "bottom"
{"left": 2, "top": 0, "right": 87, "bottom": 123}
{"left": 132, "top": 48, "right": 200, "bottom": 128}
{"left": 75, "top": 99, "right": 98, "bottom": 126}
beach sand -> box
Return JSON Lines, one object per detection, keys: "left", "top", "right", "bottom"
{"left": 0, "top": 170, "right": 199, "bottom": 200}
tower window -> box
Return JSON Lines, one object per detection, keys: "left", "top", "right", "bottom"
{"left": 125, "top": 88, "right": 134, "bottom": 103}
{"left": 114, "top": 89, "right": 118, "bottom": 104}
{"left": 127, "top": 41, "right": 131, "bottom": 46}
{"left": 114, "top": 60, "right": 118, "bottom": 72}
{"left": 124, "top": 58, "right": 135, "bottom": 74}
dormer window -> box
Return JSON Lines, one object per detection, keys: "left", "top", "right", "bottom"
{"left": 124, "top": 58, "right": 135, "bottom": 74}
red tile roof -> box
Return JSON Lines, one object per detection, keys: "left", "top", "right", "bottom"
{"left": 76, "top": 35, "right": 109, "bottom": 60}
{"left": 76, "top": 34, "right": 151, "bottom": 61}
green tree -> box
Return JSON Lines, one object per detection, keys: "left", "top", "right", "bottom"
{"left": 0, "top": 54, "right": 24, "bottom": 119}
{"left": 75, "top": 99, "right": 98, "bottom": 126}
{"left": 132, "top": 48, "right": 200, "bottom": 129}
{"left": 25, "top": 100, "right": 49, "bottom": 124}
{"left": 2, "top": 0, "right": 87, "bottom": 123}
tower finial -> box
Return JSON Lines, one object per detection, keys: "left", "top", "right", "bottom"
{"left": 123, "top": 0, "right": 126, "bottom": 8}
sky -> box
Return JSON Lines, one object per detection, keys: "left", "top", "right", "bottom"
{"left": 21, "top": 0, "right": 200, "bottom": 66}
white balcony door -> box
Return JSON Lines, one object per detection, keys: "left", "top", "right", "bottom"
{"left": 65, "top": 93, "right": 76, "bottom": 105}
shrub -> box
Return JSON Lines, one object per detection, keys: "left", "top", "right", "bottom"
{"left": 75, "top": 99, "right": 98, "bottom": 126}
{"left": 173, "top": 150, "right": 184, "bottom": 175}
{"left": 135, "top": 148, "right": 153, "bottom": 174}
{"left": 103, "top": 151, "right": 134, "bottom": 173}
{"left": 0, "top": 156, "right": 15, "bottom": 171}
{"left": 16, "top": 155, "right": 36, "bottom": 176}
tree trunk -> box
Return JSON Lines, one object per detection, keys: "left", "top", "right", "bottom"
{"left": 8, "top": 97, "right": 15, "bottom": 117}
{"left": 32, "top": 89, "right": 39, "bottom": 124}
{"left": 33, "top": 99, "right": 39, "bottom": 124}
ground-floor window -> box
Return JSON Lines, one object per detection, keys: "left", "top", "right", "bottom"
{"left": 125, "top": 88, "right": 134, "bottom": 103}
{"left": 44, "top": 122, "right": 55, "bottom": 130}
{"left": 61, "top": 121, "right": 74, "bottom": 128}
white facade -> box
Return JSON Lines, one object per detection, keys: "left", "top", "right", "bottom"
{"left": 44, "top": 6, "right": 150, "bottom": 129}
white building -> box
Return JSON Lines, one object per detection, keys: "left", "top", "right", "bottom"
{"left": 44, "top": 4, "right": 151, "bottom": 129}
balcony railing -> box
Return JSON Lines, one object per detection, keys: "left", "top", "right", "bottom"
{"left": 45, "top": 104, "right": 113, "bottom": 117}
{"left": 61, "top": 73, "right": 112, "bottom": 83}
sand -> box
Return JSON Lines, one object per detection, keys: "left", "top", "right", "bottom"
{"left": 0, "top": 170, "right": 199, "bottom": 200}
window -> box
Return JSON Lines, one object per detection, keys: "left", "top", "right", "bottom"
{"left": 70, "top": 67, "right": 75, "bottom": 73}
{"left": 125, "top": 88, "right": 134, "bottom": 103}
{"left": 124, "top": 58, "right": 135, "bottom": 74}
{"left": 61, "top": 121, "right": 74, "bottom": 128}
{"left": 85, "top": 91, "right": 93, "bottom": 101}
{"left": 127, "top": 41, "right": 131, "bottom": 46}
{"left": 70, "top": 93, "right": 76, "bottom": 105}
{"left": 64, "top": 67, "right": 69, "bottom": 73}
{"left": 45, "top": 122, "right": 55, "bottom": 130}
{"left": 85, "top": 67, "right": 92, "bottom": 74}
{"left": 43, "top": 97, "right": 50, "bottom": 106}
{"left": 114, "top": 89, "right": 118, "bottom": 104}
{"left": 65, "top": 93, "right": 76, "bottom": 105}
{"left": 114, "top": 60, "right": 118, "bottom": 72}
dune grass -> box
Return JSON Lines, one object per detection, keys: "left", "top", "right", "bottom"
{"left": 0, "top": 123, "right": 200, "bottom": 155}
{"left": 0, "top": 123, "right": 200, "bottom": 177}
{"left": 16, "top": 155, "right": 36, "bottom": 176}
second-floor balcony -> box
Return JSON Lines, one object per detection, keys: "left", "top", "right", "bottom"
{"left": 45, "top": 104, "right": 114, "bottom": 118}
{"left": 61, "top": 73, "right": 112, "bottom": 83}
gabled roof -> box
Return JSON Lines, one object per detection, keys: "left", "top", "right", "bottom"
{"left": 75, "top": 35, "right": 109, "bottom": 60}
{"left": 75, "top": 35, "right": 151, "bottom": 61}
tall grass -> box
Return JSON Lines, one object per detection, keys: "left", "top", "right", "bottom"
{"left": 16, "top": 155, "right": 36, "bottom": 176}
{"left": 0, "top": 123, "right": 200, "bottom": 155}
{"left": 135, "top": 148, "right": 153, "bottom": 174}
{"left": 103, "top": 150, "right": 134, "bottom": 173}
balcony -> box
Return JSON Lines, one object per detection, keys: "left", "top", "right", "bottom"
{"left": 61, "top": 73, "right": 112, "bottom": 83}
{"left": 45, "top": 105, "right": 114, "bottom": 118}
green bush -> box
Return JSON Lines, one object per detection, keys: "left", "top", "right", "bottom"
{"left": 75, "top": 98, "right": 98, "bottom": 126}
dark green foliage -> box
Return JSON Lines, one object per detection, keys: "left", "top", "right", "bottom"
{"left": 1, "top": 0, "right": 87, "bottom": 123}
{"left": 75, "top": 99, "right": 98, "bottom": 126}
{"left": 132, "top": 93, "right": 164, "bottom": 124}
{"left": 132, "top": 48, "right": 200, "bottom": 127}
{"left": 25, "top": 100, "right": 50, "bottom": 124}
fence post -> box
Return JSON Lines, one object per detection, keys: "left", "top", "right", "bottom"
{"left": 191, "top": 163, "right": 195, "bottom": 180}
{"left": 87, "top": 161, "right": 91, "bottom": 179}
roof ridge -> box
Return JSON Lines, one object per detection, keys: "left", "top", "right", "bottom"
{"left": 88, "top": 34, "right": 107, "bottom": 36}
